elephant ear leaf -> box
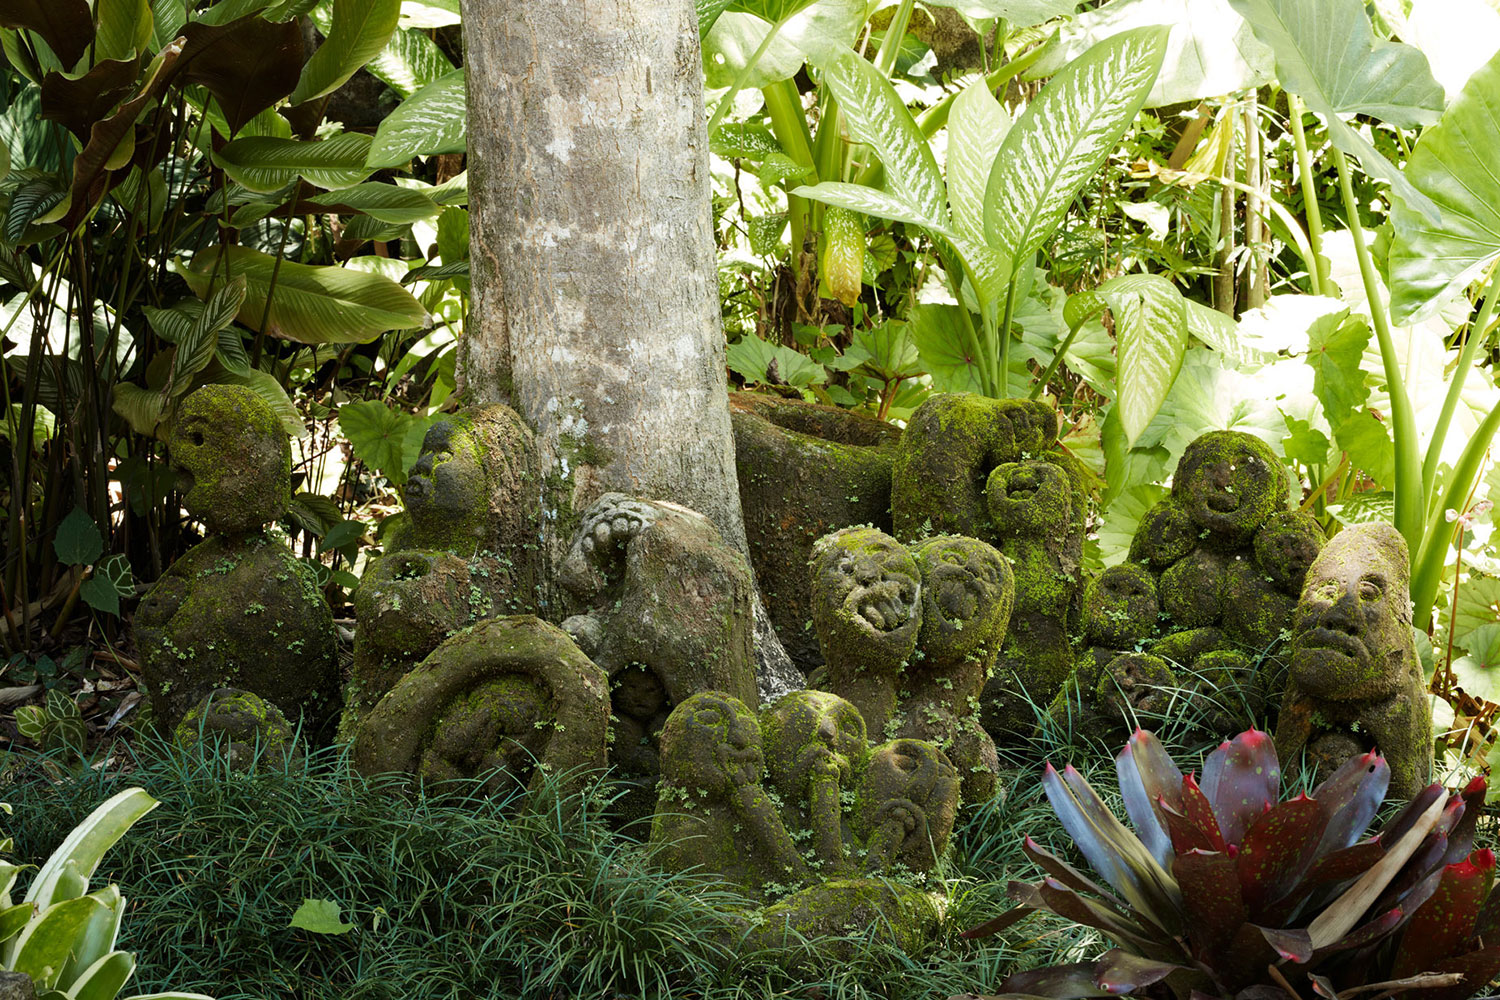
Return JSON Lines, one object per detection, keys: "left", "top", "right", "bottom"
{"left": 0, "top": 0, "right": 94, "bottom": 67}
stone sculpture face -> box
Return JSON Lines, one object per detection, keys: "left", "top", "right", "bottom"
{"left": 402, "top": 415, "right": 488, "bottom": 543}
{"left": 1254, "top": 511, "right": 1326, "bottom": 595}
{"left": 1082, "top": 564, "right": 1159, "bottom": 649}
{"left": 1290, "top": 525, "right": 1413, "bottom": 702}
{"left": 660, "top": 691, "right": 765, "bottom": 796}
{"left": 170, "top": 384, "right": 290, "bottom": 534}
{"left": 810, "top": 527, "right": 921, "bottom": 671}
{"left": 911, "top": 535, "right": 1012, "bottom": 663}
{"left": 1129, "top": 499, "right": 1197, "bottom": 570}
{"left": 1171, "top": 431, "right": 1285, "bottom": 545}
{"left": 986, "top": 460, "right": 1073, "bottom": 536}
{"left": 763, "top": 690, "right": 867, "bottom": 793}
{"left": 421, "top": 673, "right": 552, "bottom": 785}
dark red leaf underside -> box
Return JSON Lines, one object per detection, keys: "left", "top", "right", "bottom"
{"left": 1175, "top": 849, "right": 1247, "bottom": 955}
{"left": 1392, "top": 850, "right": 1496, "bottom": 981}
{"left": 1237, "top": 794, "right": 1325, "bottom": 917}
{"left": 1201, "top": 729, "right": 1280, "bottom": 847}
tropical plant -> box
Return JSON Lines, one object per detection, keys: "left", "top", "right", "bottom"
{"left": 0, "top": 787, "right": 213, "bottom": 999}
{"left": 964, "top": 728, "right": 1500, "bottom": 1000}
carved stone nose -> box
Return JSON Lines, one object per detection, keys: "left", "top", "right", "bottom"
{"left": 1323, "top": 590, "right": 1361, "bottom": 634}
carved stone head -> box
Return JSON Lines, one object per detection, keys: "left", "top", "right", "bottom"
{"left": 1170, "top": 431, "right": 1287, "bottom": 547}
{"left": 659, "top": 691, "right": 764, "bottom": 797}
{"left": 762, "top": 690, "right": 867, "bottom": 794}
{"left": 985, "top": 459, "right": 1073, "bottom": 538}
{"left": 910, "top": 535, "right": 1013, "bottom": 666}
{"left": 810, "top": 528, "right": 921, "bottom": 675}
{"left": 402, "top": 413, "right": 489, "bottom": 546}
{"left": 1128, "top": 498, "right": 1197, "bottom": 570}
{"left": 853, "top": 737, "right": 959, "bottom": 865}
{"left": 1254, "top": 511, "right": 1326, "bottom": 595}
{"left": 171, "top": 384, "right": 290, "bottom": 534}
{"left": 1083, "top": 563, "right": 1159, "bottom": 649}
{"left": 1290, "top": 523, "right": 1414, "bottom": 702}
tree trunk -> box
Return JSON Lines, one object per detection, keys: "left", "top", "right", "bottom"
{"left": 458, "top": 0, "right": 799, "bottom": 696}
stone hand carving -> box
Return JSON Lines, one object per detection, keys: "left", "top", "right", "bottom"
{"left": 136, "top": 385, "right": 337, "bottom": 737}
{"left": 559, "top": 493, "right": 757, "bottom": 811}
{"left": 1275, "top": 523, "right": 1430, "bottom": 797}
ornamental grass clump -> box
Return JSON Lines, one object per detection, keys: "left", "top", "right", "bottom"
{"left": 964, "top": 728, "right": 1500, "bottom": 1000}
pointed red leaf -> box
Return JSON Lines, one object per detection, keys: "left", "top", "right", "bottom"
{"left": 1001, "top": 962, "right": 1115, "bottom": 998}
{"left": 1182, "top": 773, "right": 1229, "bottom": 852}
{"left": 1036, "top": 879, "right": 1172, "bottom": 956}
{"left": 1117, "top": 729, "right": 1183, "bottom": 866}
{"left": 1201, "top": 729, "right": 1281, "bottom": 847}
{"left": 1310, "top": 750, "right": 1390, "bottom": 857}
{"left": 1392, "top": 850, "right": 1497, "bottom": 980}
{"left": 1174, "top": 848, "right": 1246, "bottom": 954}
{"left": 1023, "top": 836, "right": 1130, "bottom": 914}
{"left": 1311, "top": 906, "right": 1405, "bottom": 960}
{"left": 1265, "top": 839, "right": 1387, "bottom": 926}
{"left": 1236, "top": 793, "right": 1325, "bottom": 917}
{"left": 1440, "top": 777, "right": 1487, "bottom": 868}
{"left": 1382, "top": 784, "right": 1448, "bottom": 845}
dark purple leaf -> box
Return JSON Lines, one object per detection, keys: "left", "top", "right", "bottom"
{"left": 1092, "top": 949, "right": 1183, "bottom": 994}
{"left": 1161, "top": 798, "right": 1220, "bottom": 855}
{"left": 1266, "top": 840, "right": 1387, "bottom": 926}
{"left": 169, "top": 14, "right": 305, "bottom": 135}
{"left": 1117, "top": 728, "right": 1183, "bottom": 866}
{"left": 1201, "top": 729, "right": 1281, "bottom": 847}
{"left": 1037, "top": 879, "right": 1172, "bottom": 955}
{"left": 1024, "top": 836, "right": 1130, "bottom": 913}
{"left": 1237, "top": 793, "right": 1324, "bottom": 916}
{"left": 1182, "top": 773, "right": 1229, "bottom": 853}
{"left": 1000, "top": 963, "right": 1115, "bottom": 998}
{"left": 0, "top": 0, "right": 92, "bottom": 67}
{"left": 1440, "top": 777, "right": 1487, "bottom": 868}
{"left": 1306, "top": 972, "right": 1339, "bottom": 1000}
{"left": 961, "top": 903, "right": 1037, "bottom": 939}
{"left": 1310, "top": 750, "right": 1390, "bottom": 857}
{"left": 40, "top": 60, "right": 138, "bottom": 141}
{"left": 1174, "top": 848, "right": 1246, "bottom": 954}
{"left": 1257, "top": 925, "right": 1312, "bottom": 962}
{"left": 1310, "top": 906, "right": 1404, "bottom": 960}
{"left": 1392, "top": 850, "right": 1497, "bottom": 980}
{"left": 1381, "top": 784, "right": 1447, "bottom": 845}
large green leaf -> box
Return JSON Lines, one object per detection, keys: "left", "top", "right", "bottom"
{"left": 26, "top": 789, "right": 157, "bottom": 911}
{"left": 94, "top": 0, "right": 151, "bottom": 63}
{"left": 288, "top": 0, "right": 400, "bottom": 106}
{"left": 366, "top": 24, "right": 453, "bottom": 98}
{"left": 171, "top": 13, "right": 305, "bottom": 136}
{"left": 1096, "top": 274, "right": 1189, "bottom": 446}
{"left": 1227, "top": 0, "right": 1444, "bottom": 220}
{"left": 947, "top": 78, "right": 1010, "bottom": 245}
{"left": 702, "top": 0, "right": 863, "bottom": 89}
{"left": 812, "top": 48, "right": 948, "bottom": 227}
{"left": 1389, "top": 48, "right": 1500, "bottom": 323}
{"left": 69, "top": 949, "right": 135, "bottom": 1000}
{"left": 984, "top": 26, "right": 1169, "bottom": 272}
{"left": 1027, "top": 0, "right": 1274, "bottom": 107}
{"left": 307, "top": 183, "right": 439, "bottom": 223}
{"left": 338, "top": 400, "right": 416, "bottom": 482}
{"left": 213, "top": 133, "right": 374, "bottom": 192}
{"left": 922, "top": 0, "right": 1076, "bottom": 25}
{"left": 11, "top": 895, "right": 106, "bottom": 988}
{"left": 1302, "top": 307, "right": 1371, "bottom": 429}
{"left": 791, "top": 181, "right": 948, "bottom": 232}
{"left": 366, "top": 68, "right": 465, "bottom": 168}
{"left": 178, "top": 245, "right": 428, "bottom": 344}
{"left": 726, "top": 332, "right": 827, "bottom": 387}
{"left": 909, "top": 302, "right": 984, "bottom": 393}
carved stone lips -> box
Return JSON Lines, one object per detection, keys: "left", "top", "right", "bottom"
{"left": 930, "top": 569, "right": 980, "bottom": 625}
{"left": 848, "top": 580, "right": 916, "bottom": 632}
{"left": 1205, "top": 491, "right": 1240, "bottom": 513}
{"left": 1297, "top": 626, "right": 1367, "bottom": 662}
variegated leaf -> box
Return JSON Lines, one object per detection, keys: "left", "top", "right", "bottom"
{"left": 947, "top": 78, "right": 1011, "bottom": 245}
{"left": 1097, "top": 274, "right": 1188, "bottom": 446}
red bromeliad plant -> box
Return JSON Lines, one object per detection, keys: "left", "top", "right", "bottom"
{"left": 962, "top": 729, "right": 1500, "bottom": 1000}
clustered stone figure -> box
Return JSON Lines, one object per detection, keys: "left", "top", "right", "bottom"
{"left": 131, "top": 387, "right": 1437, "bottom": 952}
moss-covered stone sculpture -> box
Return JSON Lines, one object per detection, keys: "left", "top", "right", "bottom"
{"left": 980, "top": 457, "right": 1088, "bottom": 739}
{"left": 1046, "top": 431, "right": 1321, "bottom": 741}
{"left": 730, "top": 392, "right": 900, "bottom": 671}
{"left": 136, "top": 385, "right": 338, "bottom": 735}
{"left": 651, "top": 689, "right": 958, "bottom": 901}
{"left": 173, "top": 687, "right": 299, "bottom": 771}
{"left": 891, "top": 393, "right": 1058, "bottom": 540}
{"left": 352, "top": 615, "right": 609, "bottom": 796}
{"left": 809, "top": 528, "right": 921, "bottom": 736}
{"left": 556, "top": 493, "right": 757, "bottom": 813}
{"left": 1274, "top": 523, "right": 1431, "bottom": 798}
{"left": 810, "top": 529, "right": 1007, "bottom": 804}
{"left": 347, "top": 405, "right": 541, "bottom": 725}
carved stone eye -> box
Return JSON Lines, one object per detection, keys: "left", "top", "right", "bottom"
{"left": 1359, "top": 579, "right": 1382, "bottom": 600}
{"left": 694, "top": 708, "right": 723, "bottom": 728}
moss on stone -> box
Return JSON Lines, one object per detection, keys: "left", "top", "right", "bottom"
{"left": 1253, "top": 510, "right": 1326, "bottom": 595}
{"left": 747, "top": 879, "right": 943, "bottom": 956}
{"left": 1159, "top": 548, "right": 1229, "bottom": 629}
{"left": 731, "top": 393, "right": 899, "bottom": 670}
{"left": 170, "top": 384, "right": 290, "bottom": 535}
{"left": 173, "top": 687, "right": 299, "bottom": 771}
{"left": 891, "top": 393, "right": 1057, "bottom": 540}
{"left": 1081, "top": 563, "right": 1158, "bottom": 649}
{"left": 1170, "top": 431, "right": 1289, "bottom": 549}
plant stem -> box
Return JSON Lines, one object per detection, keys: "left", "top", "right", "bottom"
{"left": 873, "top": 0, "right": 914, "bottom": 78}
{"left": 707, "top": 23, "right": 785, "bottom": 137}
{"left": 762, "top": 81, "right": 817, "bottom": 271}
{"left": 945, "top": 258, "right": 991, "bottom": 393}
{"left": 997, "top": 271, "right": 1019, "bottom": 396}
{"left": 1033, "top": 315, "right": 1089, "bottom": 399}
{"left": 1420, "top": 261, "right": 1500, "bottom": 498}
{"left": 1288, "top": 94, "right": 1329, "bottom": 295}
{"left": 1332, "top": 149, "right": 1425, "bottom": 562}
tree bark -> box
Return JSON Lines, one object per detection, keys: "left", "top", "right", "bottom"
{"left": 458, "top": 0, "right": 799, "bottom": 695}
